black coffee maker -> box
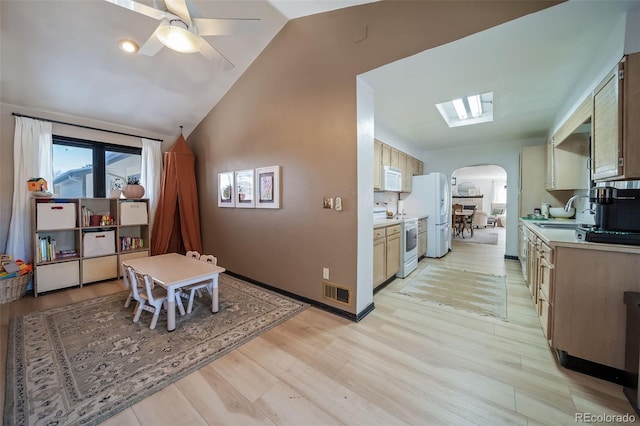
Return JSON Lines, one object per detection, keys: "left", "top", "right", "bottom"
{"left": 591, "top": 186, "right": 640, "bottom": 232}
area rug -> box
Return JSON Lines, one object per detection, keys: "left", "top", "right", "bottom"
{"left": 457, "top": 230, "right": 498, "bottom": 245}
{"left": 395, "top": 265, "right": 507, "bottom": 320}
{"left": 4, "top": 274, "right": 307, "bottom": 426}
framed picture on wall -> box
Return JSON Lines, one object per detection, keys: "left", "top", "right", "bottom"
{"left": 235, "top": 169, "right": 255, "bottom": 208}
{"left": 218, "top": 172, "right": 235, "bottom": 207}
{"left": 255, "top": 166, "right": 281, "bottom": 209}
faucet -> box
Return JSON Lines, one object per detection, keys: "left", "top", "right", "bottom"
{"left": 565, "top": 194, "right": 589, "bottom": 212}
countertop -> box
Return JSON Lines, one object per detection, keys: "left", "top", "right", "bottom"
{"left": 373, "top": 213, "right": 428, "bottom": 229}
{"left": 520, "top": 218, "right": 640, "bottom": 254}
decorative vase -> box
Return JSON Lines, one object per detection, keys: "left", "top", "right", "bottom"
{"left": 122, "top": 184, "right": 145, "bottom": 199}
{"left": 109, "top": 189, "right": 122, "bottom": 199}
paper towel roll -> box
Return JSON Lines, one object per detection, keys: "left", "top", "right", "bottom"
{"left": 398, "top": 200, "right": 404, "bottom": 215}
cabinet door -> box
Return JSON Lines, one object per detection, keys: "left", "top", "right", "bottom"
{"left": 546, "top": 139, "right": 555, "bottom": 190}
{"left": 418, "top": 231, "right": 427, "bottom": 258}
{"left": 386, "top": 234, "right": 401, "bottom": 279}
{"left": 373, "top": 237, "right": 386, "bottom": 288}
{"left": 398, "top": 151, "right": 407, "bottom": 191}
{"left": 382, "top": 143, "right": 391, "bottom": 167}
{"left": 592, "top": 62, "right": 622, "bottom": 180}
{"left": 374, "top": 140, "right": 382, "bottom": 190}
{"left": 390, "top": 148, "right": 399, "bottom": 169}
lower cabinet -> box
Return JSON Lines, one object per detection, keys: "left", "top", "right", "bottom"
{"left": 35, "top": 261, "right": 80, "bottom": 293}
{"left": 373, "top": 224, "right": 401, "bottom": 289}
{"left": 418, "top": 218, "right": 427, "bottom": 258}
{"left": 82, "top": 255, "right": 118, "bottom": 284}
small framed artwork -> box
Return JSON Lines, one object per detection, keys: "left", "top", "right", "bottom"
{"left": 235, "top": 169, "right": 255, "bottom": 208}
{"left": 255, "top": 166, "right": 281, "bottom": 209}
{"left": 218, "top": 172, "right": 235, "bottom": 207}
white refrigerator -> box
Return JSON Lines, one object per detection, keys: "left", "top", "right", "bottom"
{"left": 402, "top": 172, "right": 451, "bottom": 258}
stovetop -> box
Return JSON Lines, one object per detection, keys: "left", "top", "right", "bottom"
{"left": 576, "top": 225, "right": 640, "bottom": 246}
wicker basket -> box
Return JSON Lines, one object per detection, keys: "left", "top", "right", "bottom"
{"left": 0, "top": 271, "right": 32, "bottom": 304}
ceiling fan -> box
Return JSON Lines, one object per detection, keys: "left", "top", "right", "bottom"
{"left": 105, "top": 0, "right": 261, "bottom": 70}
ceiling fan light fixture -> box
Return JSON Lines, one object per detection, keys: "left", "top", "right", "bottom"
{"left": 118, "top": 39, "right": 139, "bottom": 54}
{"left": 157, "top": 20, "right": 200, "bottom": 53}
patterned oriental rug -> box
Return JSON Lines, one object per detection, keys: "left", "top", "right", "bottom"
{"left": 396, "top": 265, "right": 507, "bottom": 320}
{"left": 4, "top": 274, "right": 306, "bottom": 426}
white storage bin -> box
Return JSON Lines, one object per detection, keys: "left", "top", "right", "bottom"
{"left": 120, "top": 201, "right": 148, "bottom": 225}
{"left": 36, "top": 261, "right": 79, "bottom": 293}
{"left": 37, "top": 203, "right": 77, "bottom": 230}
{"left": 82, "top": 255, "right": 117, "bottom": 284}
{"left": 83, "top": 230, "right": 115, "bottom": 257}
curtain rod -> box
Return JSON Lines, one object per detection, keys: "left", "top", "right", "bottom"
{"left": 12, "top": 112, "right": 163, "bottom": 142}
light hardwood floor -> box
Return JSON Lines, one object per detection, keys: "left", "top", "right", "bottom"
{"left": 2, "top": 227, "right": 638, "bottom": 425}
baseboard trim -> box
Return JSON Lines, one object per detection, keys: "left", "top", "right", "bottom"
{"left": 504, "top": 254, "right": 519, "bottom": 260}
{"left": 225, "top": 270, "right": 362, "bottom": 322}
{"left": 556, "top": 349, "right": 630, "bottom": 386}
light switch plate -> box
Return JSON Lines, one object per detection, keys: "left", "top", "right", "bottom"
{"left": 323, "top": 197, "right": 334, "bottom": 209}
{"left": 323, "top": 267, "right": 330, "bottom": 280}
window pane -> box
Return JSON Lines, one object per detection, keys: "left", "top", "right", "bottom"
{"left": 53, "top": 144, "right": 94, "bottom": 197}
{"left": 106, "top": 150, "right": 141, "bottom": 195}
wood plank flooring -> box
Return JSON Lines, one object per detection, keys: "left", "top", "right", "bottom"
{"left": 1, "top": 226, "right": 638, "bottom": 425}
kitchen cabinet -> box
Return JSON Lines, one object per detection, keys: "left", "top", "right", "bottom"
{"left": 519, "top": 145, "right": 568, "bottom": 218}
{"left": 374, "top": 140, "right": 424, "bottom": 193}
{"left": 373, "top": 223, "right": 401, "bottom": 289}
{"left": 546, "top": 132, "right": 589, "bottom": 190}
{"left": 521, "top": 220, "right": 640, "bottom": 370}
{"left": 418, "top": 218, "right": 427, "bottom": 258}
{"left": 592, "top": 53, "right": 640, "bottom": 181}
{"left": 374, "top": 140, "right": 382, "bottom": 190}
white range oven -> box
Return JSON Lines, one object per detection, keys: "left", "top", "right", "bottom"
{"left": 397, "top": 217, "right": 418, "bottom": 278}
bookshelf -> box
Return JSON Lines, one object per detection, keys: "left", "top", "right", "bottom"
{"left": 32, "top": 198, "right": 150, "bottom": 296}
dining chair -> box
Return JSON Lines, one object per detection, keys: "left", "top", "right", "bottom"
{"left": 452, "top": 204, "right": 464, "bottom": 237}
{"left": 186, "top": 250, "right": 200, "bottom": 260}
{"left": 121, "top": 261, "right": 140, "bottom": 309}
{"left": 180, "top": 254, "right": 218, "bottom": 314}
{"left": 127, "top": 266, "right": 186, "bottom": 330}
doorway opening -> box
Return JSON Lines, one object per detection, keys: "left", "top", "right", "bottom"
{"left": 451, "top": 165, "right": 507, "bottom": 253}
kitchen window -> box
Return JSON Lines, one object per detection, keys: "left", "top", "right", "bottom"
{"left": 52, "top": 136, "right": 141, "bottom": 198}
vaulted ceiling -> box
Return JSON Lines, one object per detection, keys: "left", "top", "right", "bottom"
{"left": 1, "top": 0, "right": 638, "bottom": 151}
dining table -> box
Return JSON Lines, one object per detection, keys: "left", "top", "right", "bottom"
{"left": 124, "top": 253, "right": 226, "bottom": 331}
{"left": 453, "top": 209, "right": 475, "bottom": 238}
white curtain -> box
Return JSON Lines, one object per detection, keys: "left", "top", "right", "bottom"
{"left": 140, "top": 138, "right": 163, "bottom": 233}
{"left": 7, "top": 117, "right": 53, "bottom": 262}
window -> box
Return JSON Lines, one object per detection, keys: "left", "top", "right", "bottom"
{"left": 53, "top": 136, "right": 141, "bottom": 198}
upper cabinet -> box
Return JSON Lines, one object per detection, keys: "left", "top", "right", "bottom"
{"left": 592, "top": 53, "right": 640, "bottom": 181}
{"left": 546, "top": 96, "right": 591, "bottom": 191}
{"left": 374, "top": 139, "right": 424, "bottom": 193}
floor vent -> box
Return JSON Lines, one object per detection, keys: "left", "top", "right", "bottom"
{"left": 323, "top": 281, "right": 351, "bottom": 306}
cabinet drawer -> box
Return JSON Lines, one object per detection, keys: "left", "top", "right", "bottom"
{"left": 373, "top": 228, "right": 386, "bottom": 240}
{"left": 120, "top": 201, "right": 148, "bottom": 225}
{"left": 37, "top": 203, "right": 77, "bottom": 230}
{"left": 82, "top": 255, "right": 118, "bottom": 284}
{"left": 36, "top": 261, "right": 79, "bottom": 293}
{"left": 386, "top": 224, "right": 401, "bottom": 237}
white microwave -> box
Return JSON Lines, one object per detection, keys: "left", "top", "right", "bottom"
{"left": 382, "top": 166, "right": 403, "bottom": 192}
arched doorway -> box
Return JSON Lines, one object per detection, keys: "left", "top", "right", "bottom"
{"left": 451, "top": 165, "right": 507, "bottom": 253}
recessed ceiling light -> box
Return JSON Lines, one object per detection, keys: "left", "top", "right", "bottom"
{"left": 436, "top": 92, "right": 494, "bottom": 128}
{"left": 118, "top": 39, "right": 139, "bottom": 54}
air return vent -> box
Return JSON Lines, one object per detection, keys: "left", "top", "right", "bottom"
{"left": 323, "top": 281, "right": 351, "bottom": 306}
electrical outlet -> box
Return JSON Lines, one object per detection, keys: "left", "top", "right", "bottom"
{"left": 335, "top": 197, "right": 343, "bottom": 211}
{"left": 323, "top": 197, "right": 334, "bottom": 209}
{"left": 323, "top": 267, "right": 330, "bottom": 280}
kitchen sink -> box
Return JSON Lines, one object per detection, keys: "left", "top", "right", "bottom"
{"left": 534, "top": 222, "right": 578, "bottom": 230}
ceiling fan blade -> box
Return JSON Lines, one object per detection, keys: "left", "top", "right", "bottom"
{"left": 194, "top": 18, "right": 261, "bottom": 36}
{"left": 137, "top": 21, "right": 169, "bottom": 56}
{"left": 164, "top": 0, "right": 191, "bottom": 26}
{"left": 199, "top": 38, "right": 234, "bottom": 71}
{"left": 104, "top": 0, "right": 177, "bottom": 21}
